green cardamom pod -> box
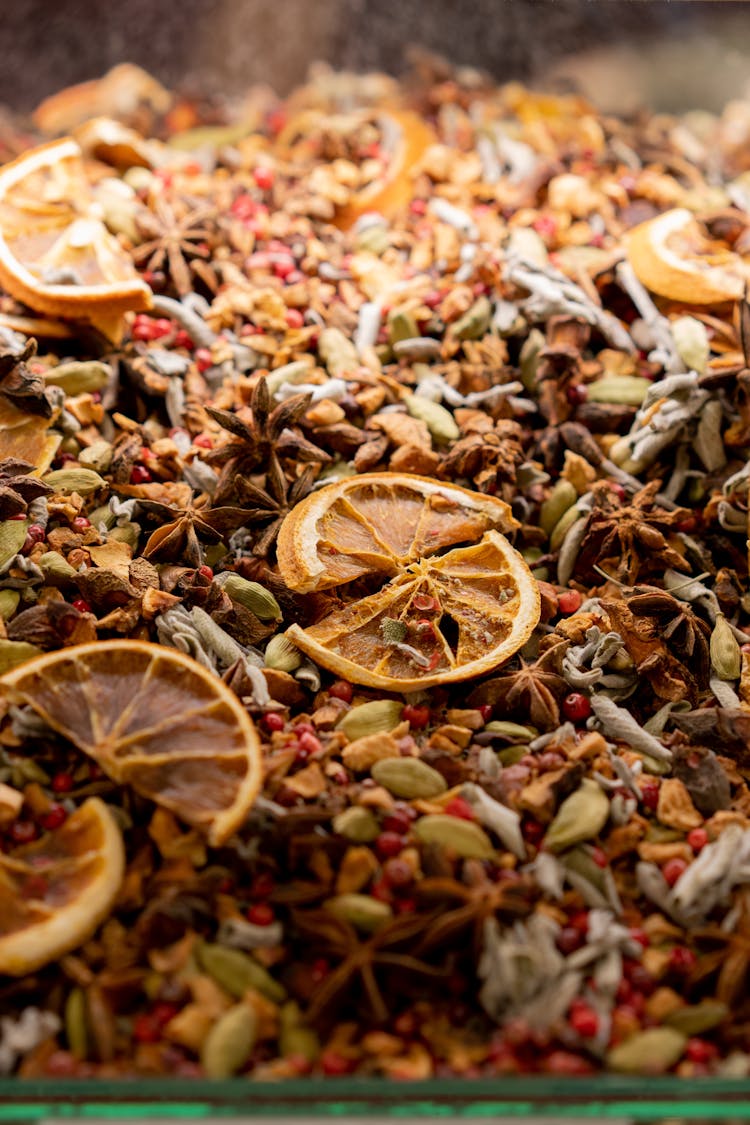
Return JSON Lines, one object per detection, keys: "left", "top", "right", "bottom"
{"left": 43, "top": 468, "right": 105, "bottom": 495}
{"left": 279, "top": 1001, "right": 320, "bottom": 1062}
{"left": 108, "top": 522, "right": 140, "bottom": 548}
{"left": 388, "top": 309, "right": 419, "bottom": 344}
{"left": 672, "top": 315, "right": 709, "bottom": 375}
{"left": 318, "top": 328, "right": 358, "bottom": 378}
{"left": 405, "top": 396, "right": 459, "bottom": 443}
{"left": 586, "top": 375, "right": 651, "bottom": 405}
{"left": 324, "top": 893, "right": 393, "bottom": 933}
{"left": 0, "top": 520, "right": 28, "bottom": 568}
{"left": 331, "top": 806, "right": 380, "bottom": 843}
{"left": 540, "top": 480, "right": 578, "bottom": 536}
{"left": 198, "top": 943, "right": 286, "bottom": 1003}
{"left": 606, "top": 1027, "right": 687, "bottom": 1074}
{"left": 201, "top": 1003, "right": 257, "bottom": 1078}
{"left": 452, "top": 296, "right": 492, "bottom": 340}
{"left": 413, "top": 814, "right": 494, "bottom": 859}
{"left": 371, "top": 757, "right": 448, "bottom": 799}
{"left": 264, "top": 634, "right": 301, "bottom": 672}
{"left": 44, "top": 361, "right": 112, "bottom": 395}
{"left": 356, "top": 225, "right": 390, "bottom": 255}
{"left": 217, "top": 574, "right": 282, "bottom": 621}
{"left": 544, "top": 778, "right": 610, "bottom": 853}
{"left": 65, "top": 987, "right": 89, "bottom": 1060}
{"left": 519, "top": 328, "right": 546, "bottom": 391}
{"left": 710, "top": 613, "right": 741, "bottom": 680}
{"left": 88, "top": 505, "right": 117, "bottom": 530}
{"left": 0, "top": 590, "right": 20, "bottom": 620}
{"left": 665, "top": 1000, "right": 728, "bottom": 1036}
{"left": 79, "top": 440, "right": 114, "bottom": 473}
{"left": 484, "top": 721, "right": 537, "bottom": 743}
{"left": 549, "top": 504, "right": 582, "bottom": 552}
{"left": 337, "top": 700, "right": 403, "bottom": 740}
{"left": 0, "top": 640, "right": 43, "bottom": 674}
{"left": 38, "top": 551, "right": 78, "bottom": 584}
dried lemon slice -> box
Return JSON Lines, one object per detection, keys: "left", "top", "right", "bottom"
{"left": 0, "top": 138, "right": 152, "bottom": 337}
{"left": 1, "top": 640, "right": 262, "bottom": 846}
{"left": 0, "top": 797, "right": 124, "bottom": 976}
{"left": 277, "top": 473, "right": 539, "bottom": 691}
{"left": 627, "top": 207, "right": 750, "bottom": 305}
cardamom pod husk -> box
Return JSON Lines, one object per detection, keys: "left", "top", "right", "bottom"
{"left": 332, "top": 806, "right": 380, "bottom": 843}
{"left": 0, "top": 520, "right": 28, "bottom": 567}
{"left": 337, "top": 700, "right": 403, "bottom": 740}
{"left": 413, "top": 814, "right": 494, "bottom": 858}
{"left": 197, "top": 943, "right": 286, "bottom": 1003}
{"left": 405, "top": 396, "right": 459, "bottom": 443}
{"left": 43, "top": 468, "right": 105, "bottom": 495}
{"left": 323, "top": 893, "right": 393, "bottom": 932}
{"left": 216, "top": 574, "right": 282, "bottom": 621}
{"left": 201, "top": 1003, "right": 257, "bottom": 1078}
{"left": 371, "top": 756, "right": 448, "bottom": 799}
{"left": 710, "top": 613, "right": 741, "bottom": 680}
{"left": 606, "top": 1027, "right": 686, "bottom": 1074}
{"left": 65, "top": 987, "right": 89, "bottom": 1060}
{"left": 544, "top": 778, "right": 610, "bottom": 853}
{"left": 540, "top": 480, "right": 578, "bottom": 536}
{"left": 264, "top": 634, "right": 301, "bottom": 672}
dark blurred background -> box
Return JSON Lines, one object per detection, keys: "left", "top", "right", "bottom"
{"left": 3, "top": 0, "right": 750, "bottom": 113}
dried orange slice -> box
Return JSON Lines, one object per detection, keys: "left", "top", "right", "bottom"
{"left": 1, "top": 641, "right": 262, "bottom": 846}
{"left": 0, "top": 138, "right": 152, "bottom": 337}
{"left": 0, "top": 396, "right": 60, "bottom": 471}
{"left": 277, "top": 473, "right": 539, "bottom": 691}
{"left": 0, "top": 797, "right": 124, "bottom": 975}
{"left": 33, "top": 64, "right": 172, "bottom": 136}
{"left": 627, "top": 207, "right": 750, "bottom": 305}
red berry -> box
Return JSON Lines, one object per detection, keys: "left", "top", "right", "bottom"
{"left": 629, "top": 927, "right": 650, "bottom": 948}
{"left": 556, "top": 926, "right": 583, "bottom": 955}
{"left": 686, "top": 1037, "right": 717, "bottom": 1064}
{"left": 381, "top": 808, "right": 412, "bottom": 836}
{"left": 608, "top": 481, "right": 626, "bottom": 501}
{"left": 152, "top": 1002, "right": 178, "bottom": 1027}
{"left": 193, "top": 434, "right": 212, "bottom": 449}
{"left": 195, "top": 347, "right": 213, "bottom": 373}
{"left": 521, "top": 817, "right": 545, "bottom": 846}
{"left": 41, "top": 805, "right": 67, "bottom": 831}
{"left": 72, "top": 599, "right": 92, "bottom": 614}
{"left": 133, "top": 1014, "right": 160, "bottom": 1043}
{"left": 687, "top": 827, "right": 708, "bottom": 852}
{"left": 370, "top": 877, "right": 393, "bottom": 903}
{"left": 310, "top": 957, "right": 330, "bottom": 983}
{"left": 395, "top": 896, "right": 416, "bottom": 914}
{"left": 375, "top": 831, "right": 403, "bottom": 859}
{"left": 402, "top": 704, "right": 430, "bottom": 729}
{"left": 262, "top": 712, "right": 285, "bottom": 733}
{"left": 566, "top": 383, "right": 588, "bottom": 405}
{"left": 71, "top": 517, "right": 90, "bottom": 533}
{"left": 174, "top": 329, "right": 194, "bottom": 350}
{"left": 254, "top": 165, "right": 275, "bottom": 191}
{"left": 26, "top": 523, "right": 45, "bottom": 543}
{"left": 669, "top": 945, "right": 697, "bottom": 973}
{"left": 197, "top": 564, "right": 213, "bottom": 581}
{"left": 478, "top": 704, "right": 493, "bottom": 723}
{"left": 246, "top": 902, "right": 275, "bottom": 926}
{"left": 382, "top": 857, "right": 413, "bottom": 888}
{"left": 569, "top": 1002, "right": 598, "bottom": 1038}
{"left": 52, "top": 772, "right": 74, "bottom": 794}
{"left": 410, "top": 199, "right": 427, "bottom": 215}
{"left": 562, "top": 692, "right": 591, "bottom": 723}
{"left": 273, "top": 257, "right": 295, "bottom": 280}
{"left": 557, "top": 589, "right": 582, "bottom": 615}
{"left": 663, "top": 857, "right": 688, "bottom": 886}
{"left": 443, "top": 796, "right": 475, "bottom": 821}
{"left": 129, "top": 465, "right": 152, "bottom": 484}
{"left": 533, "top": 214, "right": 557, "bottom": 237}
{"left": 543, "top": 1050, "right": 594, "bottom": 1076}
{"left": 249, "top": 872, "right": 275, "bottom": 898}
{"left": 9, "top": 820, "right": 37, "bottom": 844}
{"left": 640, "top": 781, "right": 660, "bottom": 810}
{"left": 328, "top": 680, "right": 353, "bottom": 703}
{"left": 320, "top": 1050, "right": 353, "bottom": 1076}
{"left": 570, "top": 910, "right": 590, "bottom": 933}
{"left": 591, "top": 846, "right": 608, "bottom": 868}
{"left": 284, "top": 308, "right": 304, "bottom": 329}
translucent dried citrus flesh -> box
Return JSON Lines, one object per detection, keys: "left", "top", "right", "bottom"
{"left": 626, "top": 207, "right": 750, "bottom": 305}
{"left": 278, "top": 474, "right": 539, "bottom": 691}
{"left": 0, "top": 797, "right": 124, "bottom": 975}
{"left": 0, "top": 640, "right": 262, "bottom": 847}
{"left": 276, "top": 472, "right": 518, "bottom": 594}
{"left": 0, "top": 138, "right": 152, "bottom": 335}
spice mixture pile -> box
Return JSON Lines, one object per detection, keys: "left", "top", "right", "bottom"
{"left": 0, "top": 59, "right": 750, "bottom": 1079}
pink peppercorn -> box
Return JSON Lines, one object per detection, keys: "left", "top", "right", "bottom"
{"left": 640, "top": 781, "right": 660, "bottom": 810}
{"left": 687, "top": 827, "right": 708, "bottom": 852}
{"left": 569, "top": 1001, "right": 598, "bottom": 1038}
{"left": 254, "top": 165, "right": 275, "bottom": 191}
{"left": 298, "top": 731, "right": 322, "bottom": 755}
{"left": 52, "top": 772, "right": 74, "bottom": 794}
{"left": 41, "top": 805, "right": 67, "bottom": 831}
{"left": 663, "top": 857, "right": 688, "bottom": 886}
{"left": 375, "top": 832, "right": 403, "bottom": 859}
{"left": 328, "top": 680, "right": 353, "bottom": 703}
{"left": 557, "top": 589, "right": 582, "bottom": 615}
{"left": 246, "top": 902, "right": 275, "bottom": 926}
{"left": 129, "top": 465, "right": 152, "bottom": 484}
{"left": 562, "top": 692, "right": 591, "bottom": 723}
{"left": 381, "top": 808, "right": 412, "bottom": 836}
{"left": 72, "top": 598, "right": 92, "bottom": 614}
{"left": 262, "top": 713, "right": 285, "bottom": 733}
{"left": 669, "top": 946, "right": 697, "bottom": 973}
{"left": 71, "top": 517, "right": 90, "bottom": 533}
{"left": 443, "top": 796, "right": 475, "bottom": 821}
{"left": 402, "top": 703, "right": 430, "bottom": 729}
{"left": 284, "top": 308, "right": 304, "bottom": 329}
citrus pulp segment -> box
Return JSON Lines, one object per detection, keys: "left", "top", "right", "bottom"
{"left": 0, "top": 797, "right": 124, "bottom": 975}
{"left": 0, "top": 640, "right": 262, "bottom": 847}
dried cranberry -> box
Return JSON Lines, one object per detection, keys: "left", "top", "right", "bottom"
{"left": 320, "top": 1050, "right": 354, "bottom": 1076}
{"left": 686, "top": 1037, "right": 717, "bottom": 1064}
{"left": 543, "top": 1050, "right": 594, "bottom": 1075}
{"left": 556, "top": 926, "right": 583, "bottom": 955}
{"left": 133, "top": 1014, "right": 161, "bottom": 1043}
{"left": 310, "top": 957, "right": 330, "bottom": 983}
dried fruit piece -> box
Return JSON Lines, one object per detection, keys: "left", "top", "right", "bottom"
{"left": 0, "top": 797, "right": 124, "bottom": 975}
{"left": 0, "top": 640, "right": 262, "bottom": 846}
{"left": 0, "top": 139, "right": 152, "bottom": 337}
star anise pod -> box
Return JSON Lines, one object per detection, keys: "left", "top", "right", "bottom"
{"left": 137, "top": 496, "right": 247, "bottom": 566}
{"left": 467, "top": 639, "right": 568, "bottom": 730}
{"left": 132, "top": 195, "right": 216, "bottom": 296}
{"left": 627, "top": 588, "right": 711, "bottom": 688}
{"left": 692, "top": 889, "right": 750, "bottom": 1008}
{"left": 574, "top": 480, "right": 691, "bottom": 584}
{"left": 292, "top": 908, "right": 444, "bottom": 1023}
{"left": 206, "top": 378, "right": 330, "bottom": 505}
{"left": 439, "top": 417, "right": 524, "bottom": 496}
{"left": 0, "top": 337, "right": 52, "bottom": 417}
{"left": 416, "top": 859, "right": 536, "bottom": 954}
{"left": 234, "top": 461, "right": 316, "bottom": 557}
{"left": 0, "top": 458, "right": 51, "bottom": 519}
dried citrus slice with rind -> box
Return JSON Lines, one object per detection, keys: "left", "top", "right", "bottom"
{"left": 278, "top": 473, "right": 538, "bottom": 691}
{"left": 0, "top": 396, "right": 60, "bottom": 471}
{"left": 0, "top": 796, "right": 124, "bottom": 975}
{"left": 285, "top": 530, "right": 540, "bottom": 691}
{"left": 276, "top": 472, "right": 517, "bottom": 594}
{"left": 0, "top": 640, "right": 262, "bottom": 846}
{"left": 0, "top": 138, "right": 152, "bottom": 334}
{"left": 627, "top": 207, "right": 750, "bottom": 305}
